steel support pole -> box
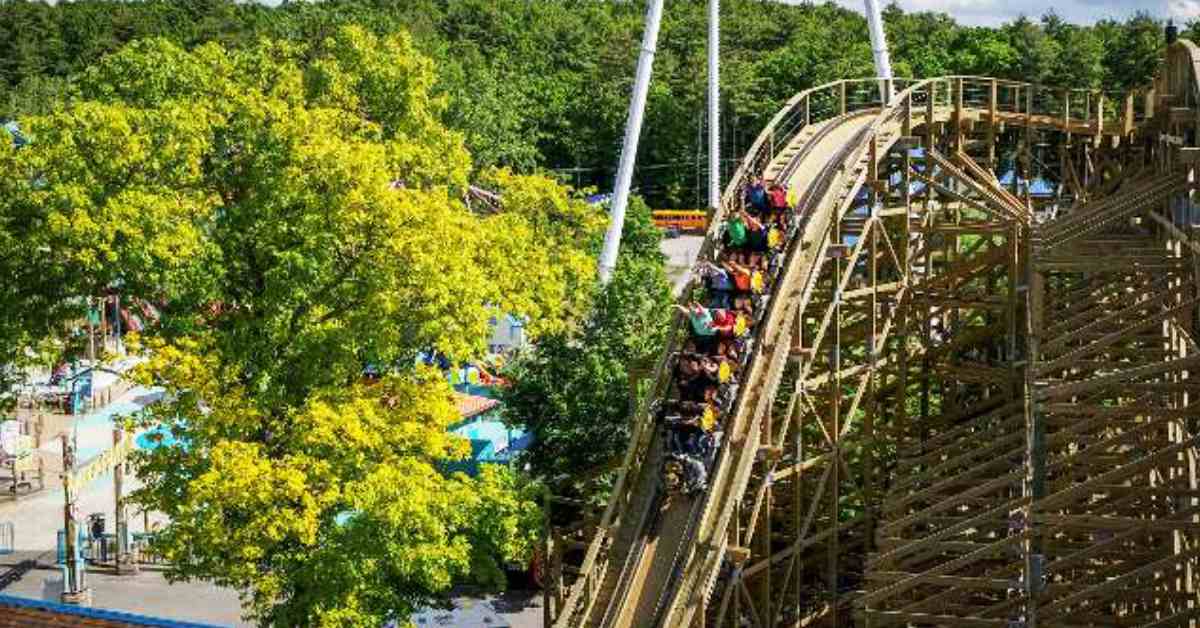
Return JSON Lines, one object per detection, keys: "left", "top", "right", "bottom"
{"left": 863, "top": 0, "right": 894, "bottom": 103}
{"left": 598, "top": 0, "right": 665, "bottom": 284}
{"left": 708, "top": 0, "right": 721, "bottom": 211}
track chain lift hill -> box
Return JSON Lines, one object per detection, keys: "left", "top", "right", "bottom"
{"left": 549, "top": 38, "right": 1200, "bottom": 628}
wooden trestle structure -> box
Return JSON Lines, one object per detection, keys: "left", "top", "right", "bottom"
{"left": 548, "top": 40, "right": 1200, "bottom": 628}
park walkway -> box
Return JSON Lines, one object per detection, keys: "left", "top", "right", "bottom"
{"left": 0, "top": 387, "right": 248, "bottom": 627}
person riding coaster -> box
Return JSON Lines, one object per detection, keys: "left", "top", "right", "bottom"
{"left": 662, "top": 420, "right": 714, "bottom": 496}
{"left": 662, "top": 453, "right": 706, "bottom": 496}
{"left": 661, "top": 428, "right": 712, "bottom": 496}
{"left": 677, "top": 302, "right": 738, "bottom": 354}
{"left": 697, "top": 261, "right": 736, "bottom": 310}
{"left": 766, "top": 181, "right": 789, "bottom": 213}
{"left": 660, "top": 179, "right": 804, "bottom": 499}
{"left": 745, "top": 177, "right": 768, "bottom": 214}
{"left": 661, "top": 412, "right": 723, "bottom": 497}
{"left": 672, "top": 351, "right": 739, "bottom": 416}
{"left": 675, "top": 350, "right": 738, "bottom": 384}
{"left": 659, "top": 398, "right": 719, "bottom": 432}
{"left": 674, "top": 357, "right": 719, "bottom": 402}
{"left": 722, "top": 259, "right": 765, "bottom": 296}
{"left": 666, "top": 417, "right": 711, "bottom": 456}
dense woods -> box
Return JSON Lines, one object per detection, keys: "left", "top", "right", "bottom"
{"left": 0, "top": 0, "right": 1175, "bottom": 207}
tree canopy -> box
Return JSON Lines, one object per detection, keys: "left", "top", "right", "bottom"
{"left": 499, "top": 196, "right": 672, "bottom": 499}
{"left": 0, "top": 1, "right": 1178, "bottom": 207}
{"left": 0, "top": 25, "right": 600, "bottom": 625}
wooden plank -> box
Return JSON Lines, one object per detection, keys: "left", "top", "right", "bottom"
{"left": 860, "top": 610, "right": 1010, "bottom": 627}
{"left": 866, "top": 572, "right": 1014, "bottom": 591}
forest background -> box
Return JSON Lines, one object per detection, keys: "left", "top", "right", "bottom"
{"left": 0, "top": 0, "right": 1176, "bottom": 209}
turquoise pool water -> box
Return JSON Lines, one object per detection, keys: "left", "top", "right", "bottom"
{"left": 443, "top": 415, "right": 528, "bottom": 476}
{"left": 454, "top": 418, "right": 517, "bottom": 445}
{"left": 73, "top": 387, "right": 157, "bottom": 433}
{"left": 135, "top": 425, "right": 181, "bottom": 451}
{"left": 59, "top": 387, "right": 162, "bottom": 464}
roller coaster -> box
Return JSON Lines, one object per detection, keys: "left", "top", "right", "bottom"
{"left": 544, "top": 38, "right": 1200, "bottom": 628}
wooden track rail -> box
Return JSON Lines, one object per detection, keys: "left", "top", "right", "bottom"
{"left": 550, "top": 39, "right": 1200, "bottom": 628}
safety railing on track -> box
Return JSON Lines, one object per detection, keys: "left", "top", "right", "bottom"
{"left": 555, "top": 69, "right": 1154, "bottom": 627}
{"left": 870, "top": 76, "right": 1146, "bottom": 138}
{"left": 722, "top": 79, "right": 913, "bottom": 214}
{"left": 551, "top": 76, "right": 904, "bottom": 628}
{"left": 659, "top": 72, "right": 1154, "bottom": 627}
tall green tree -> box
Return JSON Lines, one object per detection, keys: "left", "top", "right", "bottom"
{"left": 1, "top": 26, "right": 601, "bottom": 625}
{"left": 1005, "top": 16, "right": 1064, "bottom": 86}
{"left": 499, "top": 196, "right": 671, "bottom": 498}
{"left": 1107, "top": 13, "right": 1165, "bottom": 94}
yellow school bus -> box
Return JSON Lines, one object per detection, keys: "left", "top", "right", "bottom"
{"left": 652, "top": 210, "right": 708, "bottom": 232}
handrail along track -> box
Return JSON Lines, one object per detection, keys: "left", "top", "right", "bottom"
{"left": 555, "top": 42, "right": 1200, "bottom": 628}
{"left": 552, "top": 78, "right": 897, "bottom": 628}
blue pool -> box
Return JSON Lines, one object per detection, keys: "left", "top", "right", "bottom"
{"left": 135, "top": 425, "right": 182, "bottom": 451}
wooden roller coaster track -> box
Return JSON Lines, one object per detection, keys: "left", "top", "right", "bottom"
{"left": 547, "top": 39, "right": 1200, "bottom": 628}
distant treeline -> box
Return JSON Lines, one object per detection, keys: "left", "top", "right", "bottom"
{"left": 0, "top": 0, "right": 1177, "bottom": 206}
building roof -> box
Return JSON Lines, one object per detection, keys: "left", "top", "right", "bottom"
{"left": 454, "top": 392, "right": 499, "bottom": 420}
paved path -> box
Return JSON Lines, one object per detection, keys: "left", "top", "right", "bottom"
{"left": 0, "top": 387, "right": 248, "bottom": 626}
{"left": 1, "top": 563, "right": 249, "bottom": 627}
{"left": 417, "top": 588, "right": 544, "bottom": 628}
{"left": 1, "top": 387, "right": 161, "bottom": 553}
{"left": 660, "top": 235, "right": 703, "bottom": 295}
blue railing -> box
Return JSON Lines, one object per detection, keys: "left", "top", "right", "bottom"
{"left": 0, "top": 593, "right": 228, "bottom": 627}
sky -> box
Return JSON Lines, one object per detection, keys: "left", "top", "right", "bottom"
{"left": 828, "top": 0, "right": 1198, "bottom": 26}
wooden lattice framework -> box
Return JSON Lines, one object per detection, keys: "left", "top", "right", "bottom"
{"left": 551, "top": 40, "right": 1200, "bottom": 628}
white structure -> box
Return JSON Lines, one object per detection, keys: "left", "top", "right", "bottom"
{"left": 864, "top": 0, "right": 894, "bottom": 103}
{"left": 597, "top": 0, "right": 666, "bottom": 284}
{"left": 707, "top": 0, "right": 721, "bottom": 211}
{"left": 488, "top": 315, "right": 527, "bottom": 354}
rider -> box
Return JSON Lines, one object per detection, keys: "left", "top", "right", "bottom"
{"left": 745, "top": 177, "right": 768, "bottom": 213}
{"left": 724, "top": 209, "right": 753, "bottom": 249}
{"left": 723, "top": 258, "right": 765, "bottom": 295}
{"left": 767, "top": 181, "right": 789, "bottom": 213}
{"left": 698, "top": 261, "right": 736, "bottom": 310}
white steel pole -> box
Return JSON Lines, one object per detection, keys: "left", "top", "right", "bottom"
{"left": 707, "top": 0, "right": 721, "bottom": 211}
{"left": 598, "top": 0, "right": 665, "bottom": 285}
{"left": 863, "top": 0, "right": 894, "bottom": 103}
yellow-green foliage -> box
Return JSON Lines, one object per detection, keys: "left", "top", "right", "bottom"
{"left": 2, "top": 26, "right": 595, "bottom": 626}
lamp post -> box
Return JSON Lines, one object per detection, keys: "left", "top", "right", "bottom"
{"left": 60, "top": 431, "right": 87, "bottom": 605}
{"left": 112, "top": 425, "right": 136, "bottom": 575}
